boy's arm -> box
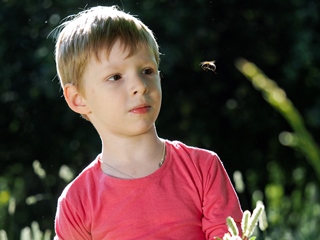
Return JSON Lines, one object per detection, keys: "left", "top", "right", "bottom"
{"left": 201, "top": 156, "right": 243, "bottom": 239}
{"left": 54, "top": 196, "right": 91, "bottom": 240}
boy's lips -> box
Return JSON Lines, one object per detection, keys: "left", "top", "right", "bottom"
{"left": 129, "top": 104, "right": 151, "bottom": 114}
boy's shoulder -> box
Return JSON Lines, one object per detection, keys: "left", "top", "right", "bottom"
{"left": 166, "top": 139, "right": 221, "bottom": 170}
{"left": 168, "top": 139, "right": 218, "bottom": 158}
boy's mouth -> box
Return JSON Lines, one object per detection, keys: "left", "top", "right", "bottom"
{"left": 129, "top": 104, "right": 151, "bottom": 114}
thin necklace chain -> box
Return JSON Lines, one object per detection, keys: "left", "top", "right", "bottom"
{"left": 100, "top": 141, "right": 166, "bottom": 179}
{"left": 101, "top": 161, "right": 135, "bottom": 179}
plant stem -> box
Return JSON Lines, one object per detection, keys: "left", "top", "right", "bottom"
{"left": 236, "top": 58, "right": 320, "bottom": 182}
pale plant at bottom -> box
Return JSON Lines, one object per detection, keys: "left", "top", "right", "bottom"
{"left": 216, "top": 201, "right": 268, "bottom": 240}
{"left": 0, "top": 221, "right": 51, "bottom": 240}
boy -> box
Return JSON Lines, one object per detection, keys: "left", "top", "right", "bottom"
{"left": 54, "top": 6, "right": 242, "bottom": 240}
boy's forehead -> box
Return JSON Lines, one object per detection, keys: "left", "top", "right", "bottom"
{"left": 91, "top": 40, "right": 153, "bottom": 62}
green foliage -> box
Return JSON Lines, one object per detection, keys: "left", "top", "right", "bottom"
{"left": 1, "top": 0, "right": 319, "bottom": 239}
{"left": 236, "top": 59, "right": 320, "bottom": 238}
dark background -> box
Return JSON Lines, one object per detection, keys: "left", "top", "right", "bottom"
{"left": 1, "top": 0, "right": 319, "bottom": 239}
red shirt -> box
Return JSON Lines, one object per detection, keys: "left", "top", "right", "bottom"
{"left": 54, "top": 140, "right": 242, "bottom": 239}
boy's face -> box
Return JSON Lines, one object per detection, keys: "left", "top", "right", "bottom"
{"left": 77, "top": 40, "right": 162, "bottom": 138}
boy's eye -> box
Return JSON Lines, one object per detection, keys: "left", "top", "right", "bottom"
{"left": 142, "top": 68, "right": 154, "bottom": 75}
{"left": 108, "top": 74, "right": 122, "bottom": 81}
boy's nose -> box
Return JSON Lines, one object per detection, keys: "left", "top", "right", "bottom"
{"left": 132, "top": 75, "right": 148, "bottom": 95}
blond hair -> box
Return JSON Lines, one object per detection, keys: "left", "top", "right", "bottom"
{"left": 55, "top": 6, "right": 160, "bottom": 96}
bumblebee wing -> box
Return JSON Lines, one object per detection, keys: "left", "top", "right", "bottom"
{"left": 200, "top": 60, "right": 215, "bottom": 64}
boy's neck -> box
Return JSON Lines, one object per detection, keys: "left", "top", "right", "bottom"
{"left": 99, "top": 128, "right": 165, "bottom": 178}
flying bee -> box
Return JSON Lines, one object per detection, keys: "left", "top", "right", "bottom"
{"left": 200, "top": 60, "right": 216, "bottom": 73}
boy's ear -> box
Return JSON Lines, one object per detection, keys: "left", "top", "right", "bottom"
{"left": 63, "top": 84, "right": 91, "bottom": 115}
